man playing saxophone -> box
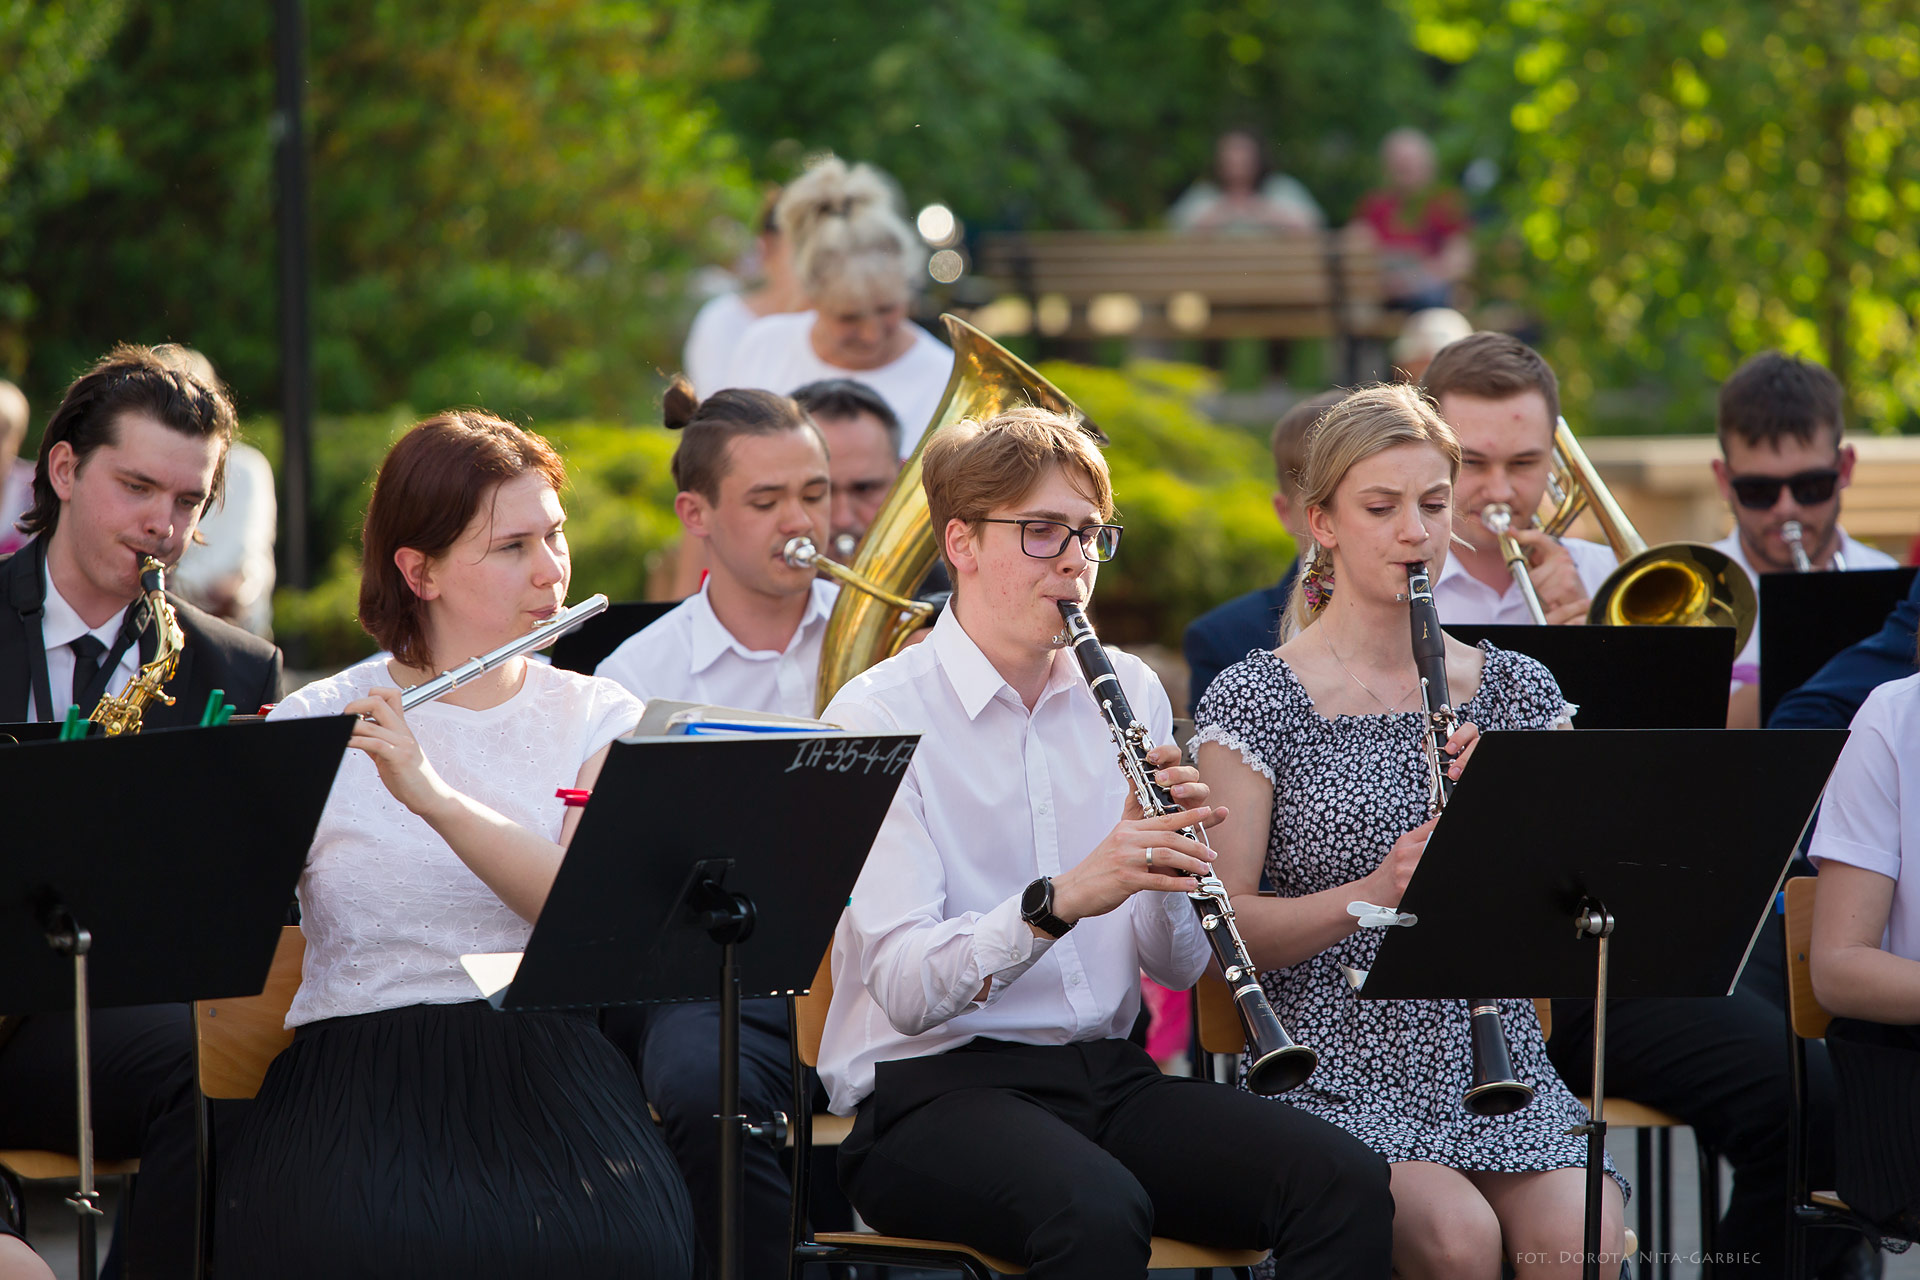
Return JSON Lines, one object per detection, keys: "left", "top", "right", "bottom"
{"left": 0, "top": 344, "right": 281, "bottom": 1278}
{"left": 1419, "top": 332, "right": 1615, "bottom": 626}
{"left": 820, "top": 406, "right": 1392, "bottom": 1278}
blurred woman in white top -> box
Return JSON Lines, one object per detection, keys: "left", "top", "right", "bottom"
{"left": 217, "top": 410, "right": 693, "bottom": 1279}
{"left": 682, "top": 187, "right": 805, "bottom": 397}
{"left": 726, "top": 157, "right": 953, "bottom": 457}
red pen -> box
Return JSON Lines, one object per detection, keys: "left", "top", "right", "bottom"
{"left": 555, "top": 788, "right": 592, "bottom": 808}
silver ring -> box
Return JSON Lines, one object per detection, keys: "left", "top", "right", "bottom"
{"left": 1146, "top": 848, "right": 1155, "bottom": 868}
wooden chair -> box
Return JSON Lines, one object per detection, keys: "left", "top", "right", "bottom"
{"left": 1781, "top": 877, "right": 1892, "bottom": 1276}
{"left": 0, "top": 1149, "right": 140, "bottom": 1240}
{"left": 788, "top": 953, "right": 1268, "bottom": 1279}
{"left": 190, "top": 925, "right": 306, "bottom": 1278}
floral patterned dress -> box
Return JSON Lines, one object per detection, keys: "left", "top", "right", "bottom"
{"left": 1193, "top": 642, "right": 1624, "bottom": 1191}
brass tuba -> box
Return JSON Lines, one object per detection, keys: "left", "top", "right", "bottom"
{"left": 811, "top": 315, "right": 1103, "bottom": 713}
{"left": 1539, "top": 419, "right": 1756, "bottom": 651}
{"left": 89, "top": 556, "right": 186, "bottom": 736}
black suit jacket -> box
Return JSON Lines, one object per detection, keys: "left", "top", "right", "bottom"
{"left": 0, "top": 538, "right": 282, "bottom": 725}
{"left": 1181, "top": 564, "right": 1297, "bottom": 714}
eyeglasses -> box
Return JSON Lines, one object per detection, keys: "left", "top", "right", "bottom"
{"left": 976, "top": 518, "right": 1124, "bottom": 562}
{"left": 1728, "top": 468, "right": 1841, "bottom": 511}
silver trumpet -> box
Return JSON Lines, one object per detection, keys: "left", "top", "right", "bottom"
{"left": 1481, "top": 503, "right": 1548, "bottom": 625}
{"left": 1780, "top": 520, "right": 1820, "bottom": 573}
{"left": 393, "top": 594, "right": 610, "bottom": 713}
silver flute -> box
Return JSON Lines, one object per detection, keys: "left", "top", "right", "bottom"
{"left": 395, "top": 594, "right": 609, "bottom": 712}
{"left": 1056, "top": 599, "right": 1318, "bottom": 1094}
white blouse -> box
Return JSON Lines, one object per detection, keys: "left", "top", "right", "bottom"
{"left": 268, "top": 656, "right": 644, "bottom": 1025}
{"left": 1809, "top": 672, "right": 1920, "bottom": 964}
{"left": 724, "top": 311, "right": 953, "bottom": 458}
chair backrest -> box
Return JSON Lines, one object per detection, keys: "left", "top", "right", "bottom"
{"left": 1783, "top": 876, "right": 1834, "bottom": 1041}
{"left": 194, "top": 925, "right": 305, "bottom": 1100}
{"left": 1194, "top": 972, "right": 1242, "bottom": 1056}
{"left": 794, "top": 950, "right": 834, "bottom": 1070}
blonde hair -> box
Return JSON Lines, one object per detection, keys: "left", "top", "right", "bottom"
{"left": 1283, "top": 383, "right": 1462, "bottom": 641}
{"left": 777, "top": 158, "right": 924, "bottom": 307}
{"left": 922, "top": 406, "right": 1113, "bottom": 579}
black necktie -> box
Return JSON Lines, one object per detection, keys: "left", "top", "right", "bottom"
{"left": 70, "top": 634, "right": 108, "bottom": 707}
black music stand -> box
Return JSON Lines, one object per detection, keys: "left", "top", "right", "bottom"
{"left": 1360, "top": 727, "right": 1849, "bottom": 1280}
{"left": 489, "top": 730, "right": 918, "bottom": 1280}
{"left": 1760, "top": 567, "right": 1918, "bottom": 725}
{"left": 547, "top": 600, "right": 678, "bottom": 674}
{"left": 1447, "top": 625, "right": 1734, "bottom": 729}
{"left": 0, "top": 716, "right": 351, "bottom": 1278}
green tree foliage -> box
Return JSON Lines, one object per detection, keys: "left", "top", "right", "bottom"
{"left": 714, "top": 0, "right": 1437, "bottom": 228}
{"left": 1, "top": 0, "right": 758, "bottom": 420}
{"left": 1408, "top": 0, "right": 1920, "bottom": 432}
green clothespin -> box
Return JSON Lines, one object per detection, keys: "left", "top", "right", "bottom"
{"left": 58, "top": 705, "right": 85, "bottom": 742}
{"left": 212, "top": 704, "right": 234, "bottom": 727}
{"left": 200, "top": 689, "right": 227, "bottom": 728}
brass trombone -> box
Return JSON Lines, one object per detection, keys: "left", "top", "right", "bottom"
{"left": 1529, "top": 419, "right": 1756, "bottom": 651}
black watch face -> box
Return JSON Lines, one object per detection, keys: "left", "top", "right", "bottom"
{"left": 1021, "top": 878, "right": 1049, "bottom": 919}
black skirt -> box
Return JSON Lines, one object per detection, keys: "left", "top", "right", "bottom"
{"left": 216, "top": 1000, "right": 696, "bottom": 1279}
{"left": 1827, "top": 1016, "right": 1920, "bottom": 1240}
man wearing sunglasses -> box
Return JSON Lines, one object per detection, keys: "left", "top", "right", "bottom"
{"left": 1711, "top": 351, "right": 1895, "bottom": 730}
{"left": 819, "top": 406, "right": 1393, "bottom": 1278}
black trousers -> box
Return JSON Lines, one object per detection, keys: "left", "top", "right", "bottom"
{"left": 1548, "top": 986, "right": 1843, "bottom": 1279}
{"left": 0, "top": 1004, "right": 197, "bottom": 1279}
{"left": 625, "top": 998, "right": 796, "bottom": 1280}
{"left": 841, "top": 1037, "right": 1394, "bottom": 1280}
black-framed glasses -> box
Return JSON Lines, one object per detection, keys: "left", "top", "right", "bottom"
{"left": 976, "top": 518, "right": 1124, "bottom": 562}
{"left": 1728, "top": 467, "right": 1840, "bottom": 511}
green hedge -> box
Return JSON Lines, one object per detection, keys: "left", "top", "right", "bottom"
{"left": 267, "top": 361, "right": 1295, "bottom": 667}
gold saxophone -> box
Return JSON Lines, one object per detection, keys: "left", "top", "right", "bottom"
{"left": 88, "top": 556, "right": 186, "bottom": 736}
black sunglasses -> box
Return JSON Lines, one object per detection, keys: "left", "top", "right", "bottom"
{"left": 976, "top": 518, "right": 1124, "bottom": 562}
{"left": 1728, "top": 468, "right": 1840, "bottom": 511}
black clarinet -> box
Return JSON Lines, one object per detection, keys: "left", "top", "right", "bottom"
{"left": 1406, "top": 564, "right": 1535, "bottom": 1117}
{"left": 1056, "top": 600, "right": 1317, "bottom": 1095}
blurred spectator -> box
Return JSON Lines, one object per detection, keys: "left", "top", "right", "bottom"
{"left": 1390, "top": 307, "right": 1474, "bottom": 383}
{"left": 726, "top": 158, "right": 953, "bottom": 458}
{"left": 162, "top": 347, "right": 279, "bottom": 638}
{"left": 1356, "top": 128, "right": 1474, "bottom": 311}
{"left": 682, "top": 188, "right": 805, "bottom": 397}
{"left": 791, "top": 378, "right": 901, "bottom": 558}
{"left": 0, "top": 379, "right": 31, "bottom": 556}
{"left": 1167, "top": 129, "right": 1323, "bottom": 234}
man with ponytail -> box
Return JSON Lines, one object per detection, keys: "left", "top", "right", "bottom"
{"left": 596, "top": 376, "right": 838, "bottom": 1278}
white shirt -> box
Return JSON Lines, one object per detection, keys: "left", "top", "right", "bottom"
{"left": 1712, "top": 526, "right": 1897, "bottom": 686}
{"left": 268, "top": 657, "right": 643, "bottom": 1025}
{"left": 28, "top": 559, "right": 141, "bottom": 723}
{"left": 817, "top": 605, "right": 1209, "bottom": 1115}
{"left": 1809, "top": 672, "right": 1920, "bottom": 963}
{"left": 594, "top": 577, "right": 839, "bottom": 719}
{"left": 172, "top": 442, "right": 277, "bottom": 639}
{"left": 1433, "top": 534, "right": 1617, "bottom": 626}
{"left": 682, "top": 291, "right": 758, "bottom": 398}
{"left": 725, "top": 311, "right": 954, "bottom": 459}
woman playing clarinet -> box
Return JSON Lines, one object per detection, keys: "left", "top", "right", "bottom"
{"left": 1193, "top": 384, "right": 1625, "bottom": 1279}
{"left": 217, "top": 411, "right": 695, "bottom": 1278}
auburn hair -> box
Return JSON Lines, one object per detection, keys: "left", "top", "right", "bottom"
{"left": 1419, "top": 331, "right": 1561, "bottom": 427}
{"left": 921, "top": 406, "right": 1113, "bottom": 578}
{"left": 359, "top": 410, "right": 566, "bottom": 670}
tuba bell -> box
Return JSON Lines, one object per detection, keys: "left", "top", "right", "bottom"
{"left": 1538, "top": 419, "right": 1756, "bottom": 651}
{"left": 811, "top": 315, "right": 1104, "bottom": 713}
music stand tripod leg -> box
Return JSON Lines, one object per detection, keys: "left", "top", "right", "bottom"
{"left": 44, "top": 907, "right": 104, "bottom": 1280}
{"left": 1575, "top": 899, "right": 1615, "bottom": 1280}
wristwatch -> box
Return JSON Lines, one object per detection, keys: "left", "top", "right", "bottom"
{"left": 1020, "top": 877, "right": 1074, "bottom": 939}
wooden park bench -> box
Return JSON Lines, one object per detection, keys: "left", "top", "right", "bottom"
{"left": 967, "top": 227, "right": 1400, "bottom": 367}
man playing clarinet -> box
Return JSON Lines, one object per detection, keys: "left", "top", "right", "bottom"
{"left": 819, "top": 406, "right": 1392, "bottom": 1278}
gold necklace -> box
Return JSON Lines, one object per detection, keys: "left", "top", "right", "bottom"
{"left": 1320, "top": 626, "right": 1418, "bottom": 713}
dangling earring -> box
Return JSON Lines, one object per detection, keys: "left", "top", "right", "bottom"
{"left": 1300, "top": 546, "right": 1334, "bottom": 613}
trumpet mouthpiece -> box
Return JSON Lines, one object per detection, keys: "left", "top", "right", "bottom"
{"left": 1481, "top": 503, "right": 1514, "bottom": 535}
{"left": 782, "top": 536, "right": 819, "bottom": 569}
